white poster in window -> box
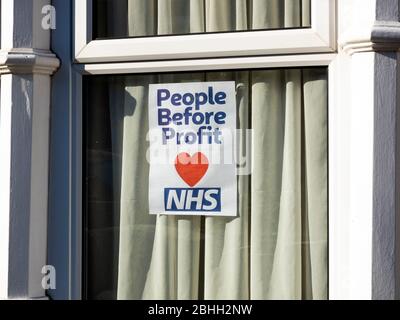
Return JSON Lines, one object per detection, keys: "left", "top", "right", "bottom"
{"left": 148, "top": 82, "right": 237, "bottom": 216}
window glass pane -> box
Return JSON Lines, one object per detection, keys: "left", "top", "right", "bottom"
{"left": 93, "top": 0, "right": 311, "bottom": 39}
{"left": 83, "top": 68, "right": 327, "bottom": 300}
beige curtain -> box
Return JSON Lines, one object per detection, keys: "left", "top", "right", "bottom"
{"left": 96, "top": 0, "right": 311, "bottom": 38}
{"left": 118, "top": 0, "right": 311, "bottom": 37}
{"left": 115, "top": 0, "right": 327, "bottom": 300}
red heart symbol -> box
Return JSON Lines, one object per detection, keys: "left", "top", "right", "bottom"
{"left": 175, "top": 152, "right": 209, "bottom": 187}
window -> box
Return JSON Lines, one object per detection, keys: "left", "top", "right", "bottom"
{"left": 73, "top": 0, "right": 336, "bottom": 300}
{"left": 74, "top": 0, "right": 335, "bottom": 62}
{"left": 83, "top": 68, "right": 328, "bottom": 300}
{"left": 92, "top": 0, "right": 311, "bottom": 39}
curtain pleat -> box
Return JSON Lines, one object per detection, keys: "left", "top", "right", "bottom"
{"left": 250, "top": 70, "right": 284, "bottom": 299}
{"left": 267, "top": 70, "right": 302, "bottom": 299}
{"left": 302, "top": 0, "right": 312, "bottom": 26}
{"left": 284, "top": 0, "right": 301, "bottom": 27}
{"left": 302, "top": 69, "right": 328, "bottom": 300}
{"left": 251, "top": 0, "right": 282, "bottom": 29}
{"left": 127, "top": 0, "right": 156, "bottom": 36}
{"left": 116, "top": 76, "right": 157, "bottom": 299}
{"left": 190, "top": 0, "right": 205, "bottom": 32}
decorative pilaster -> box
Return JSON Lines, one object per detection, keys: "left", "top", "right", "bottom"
{"left": 337, "top": 0, "right": 400, "bottom": 301}
{"left": 0, "top": 0, "right": 59, "bottom": 299}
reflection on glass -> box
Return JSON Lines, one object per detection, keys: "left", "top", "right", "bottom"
{"left": 83, "top": 68, "right": 327, "bottom": 300}
{"left": 93, "top": 0, "right": 311, "bottom": 39}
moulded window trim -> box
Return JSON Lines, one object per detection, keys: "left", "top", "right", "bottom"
{"left": 78, "top": 53, "right": 337, "bottom": 75}
{"left": 74, "top": 0, "right": 336, "bottom": 63}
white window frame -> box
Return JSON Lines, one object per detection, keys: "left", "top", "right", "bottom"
{"left": 74, "top": 0, "right": 336, "bottom": 63}
{"left": 66, "top": 0, "right": 344, "bottom": 300}
{"left": 74, "top": 54, "right": 337, "bottom": 300}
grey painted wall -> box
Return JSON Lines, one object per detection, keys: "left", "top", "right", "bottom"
{"left": 373, "top": 0, "right": 400, "bottom": 300}
{"left": 47, "top": 0, "right": 74, "bottom": 300}
{"left": 373, "top": 51, "right": 399, "bottom": 300}
{"left": 376, "top": 0, "right": 400, "bottom": 21}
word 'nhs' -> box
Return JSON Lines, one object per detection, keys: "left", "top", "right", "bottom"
{"left": 165, "top": 188, "right": 221, "bottom": 212}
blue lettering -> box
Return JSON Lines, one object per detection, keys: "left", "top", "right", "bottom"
{"left": 162, "top": 128, "right": 175, "bottom": 144}
{"left": 172, "top": 112, "right": 183, "bottom": 125}
{"left": 158, "top": 108, "right": 172, "bottom": 125}
{"left": 157, "top": 89, "right": 170, "bottom": 107}
{"left": 215, "top": 91, "right": 226, "bottom": 104}
{"left": 194, "top": 92, "right": 208, "bottom": 110}
{"left": 208, "top": 87, "right": 215, "bottom": 105}
{"left": 164, "top": 188, "right": 221, "bottom": 212}
{"left": 214, "top": 112, "right": 226, "bottom": 125}
{"left": 171, "top": 93, "right": 182, "bottom": 106}
{"left": 156, "top": 87, "right": 227, "bottom": 108}
{"left": 183, "top": 93, "right": 195, "bottom": 106}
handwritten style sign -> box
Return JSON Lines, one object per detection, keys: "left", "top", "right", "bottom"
{"left": 148, "top": 82, "right": 237, "bottom": 217}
